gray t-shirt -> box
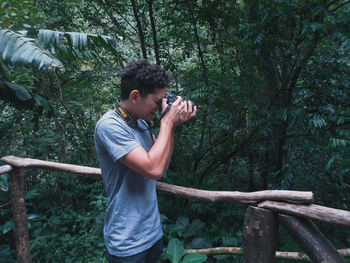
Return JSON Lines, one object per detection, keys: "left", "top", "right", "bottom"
{"left": 94, "top": 110, "right": 163, "bottom": 257}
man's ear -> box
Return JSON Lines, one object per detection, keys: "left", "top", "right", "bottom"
{"left": 129, "top": 90, "right": 140, "bottom": 103}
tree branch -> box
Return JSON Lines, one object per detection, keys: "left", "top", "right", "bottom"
{"left": 330, "top": 0, "right": 350, "bottom": 12}
{"left": 131, "top": 0, "right": 148, "bottom": 59}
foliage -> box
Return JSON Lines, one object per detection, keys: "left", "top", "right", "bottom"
{"left": 0, "top": 80, "right": 53, "bottom": 113}
{"left": 166, "top": 238, "right": 207, "bottom": 263}
{"left": 0, "top": 29, "right": 63, "bottom": 71}
{"left": 1, "top": 0, "right": 350, "bottom": 262}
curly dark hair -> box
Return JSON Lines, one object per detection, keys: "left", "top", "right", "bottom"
{"left": 120, "top": 59, "right": 170, "bottom": 100}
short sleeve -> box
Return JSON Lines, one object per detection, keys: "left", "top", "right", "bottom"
{"left": 95, "top": 118, "right": 140, "bottom": 162}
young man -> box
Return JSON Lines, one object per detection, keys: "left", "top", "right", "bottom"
{"left": 94, "top": 59, "right": 197, "bottom": 263}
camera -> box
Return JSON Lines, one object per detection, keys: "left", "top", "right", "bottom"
{"left": 164, "top": 92, "right": 195, "bottom": 112}
{"left": 155, "top": 92, "right": 196, "bottom": 124}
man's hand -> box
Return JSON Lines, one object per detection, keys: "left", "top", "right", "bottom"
{"left": 181, "top": 99, "right": 197, "bottom": 122}
{"left": 161, "top": 96, "right": 197, "bottom": 128}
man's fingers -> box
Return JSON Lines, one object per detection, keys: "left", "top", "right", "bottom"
{"left": 161, "top": 97, "right": 168, "bottom": 113}
{"left": 191, "top": 106, "right": 197, "bottom": 117}
{"left": 184, "top": 105, "right": 197, "bottom": 120}
{"left": 172, "top": 96, "right": 183, "bottom": 106}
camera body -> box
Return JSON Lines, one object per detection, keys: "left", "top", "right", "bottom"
{"left": 156, "top": 92, "right": 196, "bottom": 123}
{"left": 165, "top": 92, "right": 195, "bottom": 112}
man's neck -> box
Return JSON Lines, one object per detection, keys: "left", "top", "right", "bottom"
{"left": 119, "top": 100, "right": 137, "bottom": 121}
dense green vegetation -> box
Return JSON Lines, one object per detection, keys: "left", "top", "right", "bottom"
{"left": 1, "top": 0, "right": 350, "bottom": 262}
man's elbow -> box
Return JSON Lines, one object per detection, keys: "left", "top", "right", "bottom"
{"left": 148, "top": 169, "right": 163, "bottom": 180}
{"left": 143, "top": 167, "right": 164, "bottom": 180}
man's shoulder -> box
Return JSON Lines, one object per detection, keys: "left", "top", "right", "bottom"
{"left": 96, "top": 110, "right": 125, "bottom": 129}
{"left": 95, "top": 111, "right": 130, "bottom": 140}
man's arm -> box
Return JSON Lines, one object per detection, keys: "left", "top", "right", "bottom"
{"left": 164, "top": 128, "right": 175, "bottom": 170}
{"left": 119, "top": 97, "right": 196, "bottom": 179}
{"left": 163, "top": 100, "right": 195, "bottom": 170}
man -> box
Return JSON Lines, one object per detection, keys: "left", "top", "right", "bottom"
{"left": 94, "top": 59, "right": 197, "bottom": 263}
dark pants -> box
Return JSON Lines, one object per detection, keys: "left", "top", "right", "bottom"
{"left": 105, "top": 237, "right": 163, "bottom": 263}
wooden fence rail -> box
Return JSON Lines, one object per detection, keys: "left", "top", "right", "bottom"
{"left": 0, "top": 164, "right": 12, "bottom": 174}
{"left": 1, "top": 155, "right": 350, "bottom": 263}
{"left": 1, "top": 155, "right": 314, "bottom": 204}
{"left": 259, "top": 200, "right": 350, "bottom": 228}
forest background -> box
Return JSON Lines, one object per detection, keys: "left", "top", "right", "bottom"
{"left": 1, "top": 0, "right": 350, "bottom": 262}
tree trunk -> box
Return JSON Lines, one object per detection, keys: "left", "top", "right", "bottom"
{"left": 184, "top": 0, "right": 210, "bottom": 176}
{"left": 131, "top": 0, "right": 148, "bottom": 59}
{"left": 248, "top": 151, "right": 255, "bottom": 191}
{"left": 147, "top": 0, "right": 160, "bottom": 65}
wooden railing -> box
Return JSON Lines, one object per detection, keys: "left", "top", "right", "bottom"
{"left": 1, "top": 155, "right": 350, "bottom": 263}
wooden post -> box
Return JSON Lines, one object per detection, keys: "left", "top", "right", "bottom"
{"left": 243, "top": 206, "right": 278, "bottom": 263}
{"left": 9, "top": 168, "right": 32, "bottom": 263}
{"left": 279, "top": 214, "right": 346, "bottom": 263}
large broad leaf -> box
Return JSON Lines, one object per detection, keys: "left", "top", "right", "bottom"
{"left": 37, "top": 29, "right": 118, "bottom": 59}
{"left": 0, "top": 29, "right": 64, "bottom": 71}
{"left": 0, "top": 80, "right": 53, "bottom": 113}
{"left": 2, "top": 220, "right": 14, "bottom": 234}
{"left": 166, "top": 238, "right": 185, "bottom": 263}
{"left": 176, "top": 216, "right": 190, "bottom": 227}
{"left": 181, "top": 253, "right": 207, "bottom": 263}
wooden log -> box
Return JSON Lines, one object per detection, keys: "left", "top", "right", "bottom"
{"left": 0, "top": 164, "right": 13, "bottom": 175}
{"left": 184, "top": 247, "right": 350, "bottom": 261}
{"left": 0, "top": 156, "right": 314, "bottom": 204}
{"left": 185, "top": 247, "right": 243, "bottom": 256}
{"left": 1, "top": 155, "right": 101, "bottom": 177}
{"left": 338, "top": 248, "right": 350, "bottom": 257}
{"left": 243, "top": 206, "right": 278, "bottom": 263}
{"left": 279, "top": 214, "right": 346, "bottom": 263}
{"left": 156, "top": 181, "right": 314, "bottom": 204}
{"left": 9, "top": 168, "right": 31, "bottom": 263}
{"left": 259, "top": 201, "right": 350, "bottom": 228}
{"left": 185, "top": 248, "right": 309, "bottom": 261}
{"left": 190, "top": 248, "right": 309, "bottom": 261}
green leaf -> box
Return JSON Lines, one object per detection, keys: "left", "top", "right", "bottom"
{"left": 166, "top": 238, "right": 184, "bottom": 263}
{"left": 49, "top": 215, "right": 62, "bottom": 225}
{"left": 0, "top": 29, "right": 64, "bottom": 70}
{"left": 312, "top": 117, "right": 327, "bottom": 128}
{"left": 2, "top": 220, "right": 14, "bottom": 234}
{"left": 325, "top": 155, "right": 336, "bottom": 171}
{"left": 27, "top": 214, "right": 40, "bottom": 220}
{"left": 329, "top": 138, "right": 349, "bottom": 148}
{"left": 191, "top": 237, "right": 212, "bottom": 249}
{"left": 0, "top": 180, "right": 8, "bottom": 192}
{"left": 0, "top": 80, "right": 33, "bottom": 108}
{"left": 190, "top": 219, "right": 204, "bottom": 232}
{"left": 65, "top": 32, "right": 88, "bottom": 50}
{"left": 25, "top": 189, "right": 40, "bottom": 200}
{"left": 37, "top": 29, "right": 118, "bottom": 59}
{"left": 181, "top": 253, "right": 207, "bottom": 263}
{"left": 176, "top": 217, "right": 189, "bottom": 227}
{"left": 3, "top": 81, "right": 31, "bottom": 101}
{"left": 0, "top": 81, "right": 53, "bottom": 113}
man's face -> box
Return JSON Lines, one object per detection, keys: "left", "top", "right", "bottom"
{"left": 137, "top": 88, "right": 166, "bottom": 121}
